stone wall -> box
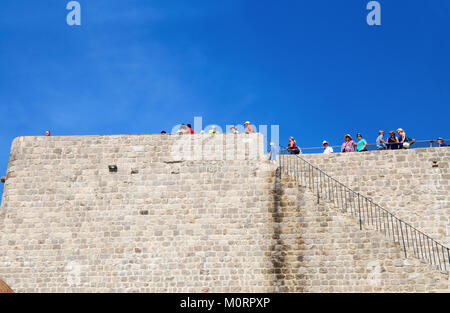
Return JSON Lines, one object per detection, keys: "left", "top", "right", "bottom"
{"left": 275, "top": 176, "right": 448, "bottom": 292}
{"left": 0, "top": 135, "right": 448, "bottom": 292}
{"left": 301, "top": 148, "right": 450, "bottom": 248}
{"left": 0, "top": 134, "right": 274, "bottom": 292}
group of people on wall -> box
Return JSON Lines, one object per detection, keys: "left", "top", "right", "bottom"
{"left": 167, "top": 121, "right": 255, "bottom": 135}
{"left": 280, "top": 128, "right": 447, "bottom": 157}
{"left": 330, "top": 128, "right": 415, "bottom": 153}
{"left": 42, "top": 124, "right": 447, "bottom": 159}
{"left": 338, "top": 128, "right": 415, "bottom": 153}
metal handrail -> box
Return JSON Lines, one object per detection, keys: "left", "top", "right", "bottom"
{"left": 278, "top": 148, "right": 450, "bottom": 274}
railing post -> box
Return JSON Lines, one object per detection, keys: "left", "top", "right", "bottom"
{"left": 327, "top": 177, "right": 331, "bottom": 201}
{"left": 357, "top": 193, "right": 362, "bottom": 230}
{"left": 374, "top": 203, "right": 379, "bottom": 230}
{"left": 431, "top": 237, "right": 437, "bottom": 266}
{"left": 399, "top": 221, "right": 407, "bottom": 258}
{"left": 416, "top": 230, "right": 423, "bottom": 261}
{"left": 427, "top": 234, "right": 432, "bottom": 264}
{"left": 447, "top": 248, "right": 450, "bottom": 272}
{"left": 317, "top": 170, "right": 320, "bottom": 204}
{"left": 436, "top": 242, "right": 443, "bottom": 272}
{"left": 278, "top": 152, "right": 282, "bottom": 179}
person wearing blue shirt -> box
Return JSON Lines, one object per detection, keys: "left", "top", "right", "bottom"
{"left": 268, "top": 142, "right": 279, "bottom": 161}
{"left": 431, "top": 137, "right": 448, "bottom": 147}
{"left": 356, "top": 133, "right": 368, "bottom": 152}
{"left": 376, "top": 130, "right": 387, "bottom": 150}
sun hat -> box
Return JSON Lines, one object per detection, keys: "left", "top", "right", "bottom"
{"left": 344, "top": 134, "right": 352, "bottom": 140}
{"left": 437, "top": 137, "right": 444, "bottom": 141}
{"left": 244, "top": 121, "right": 250, "bottom": 125}
{"left": 322, "top": 140, "right": 328, "bottom": 145}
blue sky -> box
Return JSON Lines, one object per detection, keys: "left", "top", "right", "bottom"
{"left": 1, "top": 1, "right": 449, "bottom": 198}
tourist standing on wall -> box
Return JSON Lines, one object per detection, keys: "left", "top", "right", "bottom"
{"left": 186, "top": 124, "right": 195, "bottom": 134}
{"left": 287, "top": 137, "right": 300, "bottom": 154}
{"left": 356, "top": 133, "right": 368, "bottom": 152}
{"left": 178, "top": 124, "right": 187, "bottom": 134}
{"left": 244, "top": 121, "right": 254, "bottom": 134}
{"left": 387, "top": 131, "right": 400, "bottom": 150}
{"left": 209, "top": 126, "right": 220, "bottom": 134}
{"left": 341, "top": 134, "right": 357, "bottom": 152}
{"left": 376, "top": 130, "right": 387, "bottom": 150}
{"left": 397, "top": 128, "right": 406, "bottom": 148}
{"left": 431, "top": 137, "right": 448, "bottom": 147}
{"left": 322, "top": 141, "right": 333, "bottom": 154}
{"left": 397, "top": 128, "right": 416, "bottom": 149}
{"left": 268, "top": 142, "right": 279, "bottom": 161}
{"left": 230, "top": 126, "right": 239, "bottom": 134}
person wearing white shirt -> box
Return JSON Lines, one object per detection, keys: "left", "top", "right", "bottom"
{"left": 322, "top": 140, "right": 334, "bottom": 154}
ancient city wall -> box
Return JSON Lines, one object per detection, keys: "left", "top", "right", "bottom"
{"left": 301, "top": 148, "right": 450, "bottom": 248}
{"left": 0, "top": 134, "right": 274, "bottom": 292}
{"left": 0, "top": 135, "right": 448, "bottom": 292}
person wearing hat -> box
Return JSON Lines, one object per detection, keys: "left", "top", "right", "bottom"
{"left": 244, "top": 121, "right": 254, "bottom": 134}
{"left": 268, "top": 142, "right": 280, "bottom": 161}
{"left": 430, "top": 137, "right": 448, "bottom": 147}
{"left": 209, "top": 125, "right": 220, "bottom": 134}
{"left": 322, "top": 140, "right": 333, "bottom": 154}
{"left": 341, "top": 134, "right": 357, "bottom": 152}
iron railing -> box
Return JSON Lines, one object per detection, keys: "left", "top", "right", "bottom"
{"left": 294, "top": 139, "right": 449, "bottom": 154}
{"left": 278, "top": 149, "right": 450, "bottom": 274}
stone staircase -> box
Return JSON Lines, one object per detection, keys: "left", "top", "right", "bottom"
{"left": 274, "top": 157, "right": 449, "bottom": 292}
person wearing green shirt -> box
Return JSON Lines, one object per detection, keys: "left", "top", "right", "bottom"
{"left": 356, "top": 133, "right": 368, "bottom": 152}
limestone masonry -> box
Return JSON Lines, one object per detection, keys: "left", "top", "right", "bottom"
{"left": 0, "top": 134, "right": 448, "bottom": 292}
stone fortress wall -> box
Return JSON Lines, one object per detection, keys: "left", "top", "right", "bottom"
{"left": 301, "top": 148, "right": 450, "bottom": 248}
{"left": 0, "top": 134, "right": 448, "bottom": 292}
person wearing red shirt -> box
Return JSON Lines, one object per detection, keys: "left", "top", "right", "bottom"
{"left": 287, "top": 137, "right": 300, "bottom": 154}
{"left": 187, "top": 124, "right": 195, "bottom": 134}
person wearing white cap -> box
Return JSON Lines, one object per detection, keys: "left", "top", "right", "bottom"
{"left": 268, "top": 142, "right": 280, "bottom": 161}
{"left": 244, "top": 121, "right": 254, "bottom": 134}
{"left": 322, "top": 141, "right": 333, "bottom": 154}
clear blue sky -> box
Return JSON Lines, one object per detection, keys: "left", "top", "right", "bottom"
{"left": 1, "top": 1, "right": 449, "bottom": 198}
